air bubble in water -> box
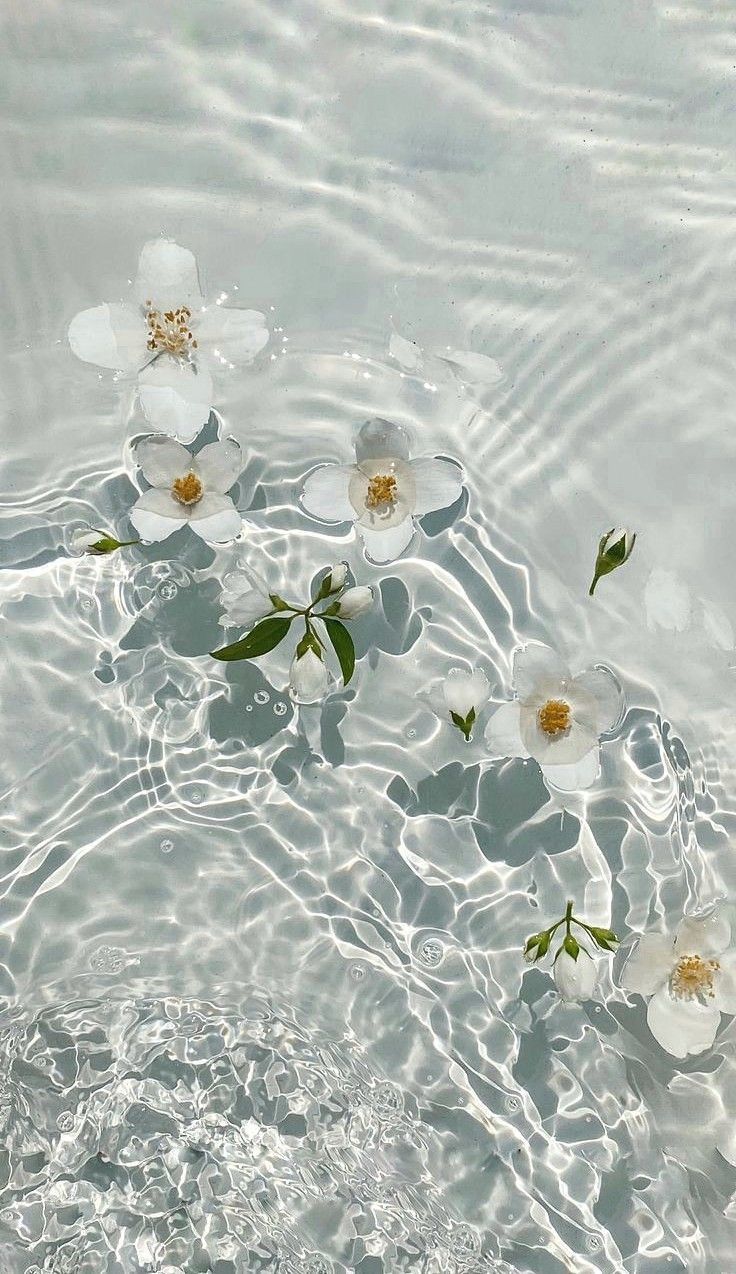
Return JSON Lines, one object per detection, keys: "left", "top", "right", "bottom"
{"left": 189, "top": 787, "right": 203, "bottom": 804}
{"left": 158, "top": 580, "right": 178, "bottom": 600}
{"left": 273, "top": 701, "right": 288, "bottom": 716}
{"left": 418, "top": 938, "right": 443, "bottom": 967}
{"left": 505, "top": 1095, "right": 521, "bottom": 1113}
{"left": 254, "top": 690, "right": 270, "bottom": 704}
{"left": 57, "top": 1112, "right": 74, "bottom": 1132}
{"left": 90, "top": 945, "right": 126, "bottom": 974}
{"left": 350, "top": 963, "right": 366, "bottom": 981}
{"left": 586, "top": 1235, "right": 602, "bottom": 1252}
{"left": 160, "top": 839, "right": 174, "bottom": 854}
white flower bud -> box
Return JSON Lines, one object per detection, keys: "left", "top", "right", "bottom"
{"left": 553, "top": 948, "right": 598, "bottom": 1002}
{"left": 289, "top": 648, "right": 330, "bottom": 703}
{"left": 70, "top": 528, "right": 104, "bottom": 555}
{"left": 442, "top": 669, "right": 490, "bottom": 719}
{"left": 336, "top": 586, "right": 373, "bottom": 618}
{"left": 328, "top": 562, "right": 348, "bottom": 591}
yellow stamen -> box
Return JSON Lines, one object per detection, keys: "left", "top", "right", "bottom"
{"left": 146, "top": 302, "right": 198, "bottom": 358}
{"left": 670, "top": 954, "right": 720, "bottom": 1001}
{"left": 171, "top": 472, "right": 203, "bottom": 506}
{"left": 538, "top": 699, "right": 571, "bottom": 737}
{"left": 365, "top": 473, "right": 397, "bottom": 510}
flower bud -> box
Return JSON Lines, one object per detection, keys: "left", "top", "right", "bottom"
{"left": 553, "top": 947, "right": 597, "bottom": 1002}
{"left": 289, "top": 648, "right": 330, "bottom": 703}
{"left": 328, "top": 562, "right": 348, "bottom": 591}
{"left": 70, "top": 528, "right": 132, "bottom": 555}
{"left": 589, "top": 527, "right": 636, "bottom": 596}
{"left": 336, "top": 586, "right": 373, "bottom": 619}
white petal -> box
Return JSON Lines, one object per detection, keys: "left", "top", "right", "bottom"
{"left": 193, "top": 438, "right": 242, "bottom": 494}
{"left": 301, "top": 465, "right": 356, "bottom": 523}
{"left": 713, "top": 952, "right": 736, "bottom": 1015}
{"left": 718, "top": 1126, "right": 736, "bottom": 1167}
{"left": 520, "top": 703, "right": 598, "bottom": 766}
{"left": 196, "top": 306, "right": 269, "bottom": 364}
{"left": 513, "top": 644, "right": 570, "bottom": 699}
{"left": 68, "top": 303, "right": 147, "bottom": 371}
{"left": 571, "top": 666, "right": 623, "bottom": 734}
{"left": 359, "top": 516, "right": 414, "bottom": 564}
{"left": 484, "top": 700, "right": 528, "bottom": 759}
{"left": 674, "top": 912, "right": 732, "bottom": 959}
{"left": 137, "top": 358, "right": 214, "bottom": 442}
{"left": 336, "top": 586, "right": 374, "bottom": 619}
{"left": 389, "top": 331, "right": 423, "bottom": 372}
{"left": 136, "top": 436, "right": 193, "bottom": 488}
{"left": 355, "top": 417, "right": 411, "bottom": 463}
{"left": 289, "top": 649, "right": 330, "bottom": 703}
{"left": 130, "top": 489, "right": 186, "bottom": 542}
{"left": 188, "top": 493, "right": 242, "bottom": 543}
{"left": 411, "top": 457, "right": 464, "bottom": 516}
{"left": 220, "top": 593, "right": 272, "bottom": 628}
{"left": 620, "top": 933, "right": 675, "bottom": 995}
{"left": 220, "top": 566, "right": 272, "bottom": 626}
{"left": 554, "top": 949, "right": 598, "bottom": 1002}
{"left": 439, "top": 349, "right": 504, "bottom": 385}
{"left": 443, "top": 670, "right": 490, "bottom": 718}
{"left": 541, "top": 747, "right": 600, "bottom": 792}
{"left": 134, "top": 239, "right": 203, "bottom": 311}
{"left": 646, "top": 986, "right": 720, "bottom": 1058}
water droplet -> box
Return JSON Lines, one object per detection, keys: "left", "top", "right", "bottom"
{"left": 586, "top": 1235, "right": 602, "bottom": 1252}
{"left": 80, "top": 597, "right": 93, "bottom": 611}
{"left": 189, "top": 787, "right": 203, "bottom": 805}
{"left": 505, "top": 1096, "right": 521, "bottom": 1113}
{"left": 273, "top": 701, "right": 288, "bottom": 716}
{"left": 57, "top": 1112, "right": 74, "bottom": 1132}
{"left": 160, "top": 839, "right": 174, "bottom": 854}
{"left": 0, "top": 1209, "right": 15, "bottom": 1224}
{"left": 245, "top": 705, "right": 253, "bottom": 712}
{"left": 350, "top": 963, "right": 366, "bottom": 981}
{"left": 254, "top": 690, "right": 270, "bottom": 705}
{"left": 89, "top": 945, "right": 126, "bottom": 974}
{"left": 406, "top": 727, "right": 416, "bottom": 738}
{"left": 158, "top": 580, "right": 178, "bottom": 600}
{"left": 418, "top": 938, "right": 444, "bottom": 967}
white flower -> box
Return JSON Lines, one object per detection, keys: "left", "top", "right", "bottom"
{"left": 442, "top": 668, "right": 490, "bottom": 720}
{"left": 68, "top": 239, "right": 269, "bottom": 442}
{"left": 289, "top": 648, "right": 330, "bottom": 703}
{"left": 300, "top": 417, "right": 463, "bottom": 564}
{"left": 219, "top": 565, "right": 273, "bottom": 627}
{"left": 328, "top": 562, "right": 348, "bottom": 591}
{"left": 484, "top": 643, "right": 623, "bottom": 792}
{"left": 335, "top": 586, "right": 373, "bottom": 618}
{"left": 621, "top": 911, "right": 736, "bottom": 1059}
{"left": 554, "top": 948, "right": 598, "bottom": 1002}
{"left": 130, "top": 435, "right": 243, "bottom": 544}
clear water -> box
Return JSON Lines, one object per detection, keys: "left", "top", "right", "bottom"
{"left": 2, "top": 2, "right": 736, "bottom": 1271}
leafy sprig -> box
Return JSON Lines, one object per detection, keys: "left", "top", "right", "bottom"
{"left": 524, "top": 900, "right": 619, "bottom": 964}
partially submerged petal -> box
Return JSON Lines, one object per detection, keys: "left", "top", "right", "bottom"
{"left": 129, "top": 488, "right": 186, "bottom": 542}
{"left": 571, "top": 666, "right": 624, "bottom": 734}
{"left": 541, "top": 746, "right": 600, "bottom": 792}
{"left": 620, "top": 933, "right": 675, "bottom": 996}
{"left": 674, "top": 912, "right": 732, "bottom": 959}
{"left": 713, "top": 952, "right": 736, "bottom": 1015}
{"left": 358, "top": 516, "right": 414, "bottom": 564}
{"left": 484, "top": 700, "right": 528, "bottom": 759}
{"left": 188, "top": 493, "right": 242, "bottom": 543}
{"left": 443, "top": 669, "right": 490, "bottom": 719}
{"left": 513, "top": 644, "right": 570, "bottom": 700}
{"left": 301, "top": 464, "right": 356, "bottom": 523}
{"left": 196, "top": 306, "right": 269, "bottom": 363}
{"left": 68, "top": 302, "right": 146, "bottom": 371}
{"left": 136, "top": 436, "right": 193, "bottom": 488}
{"left": 355, "top": 417, "right": 411, "bottom": 463}
{"left": 134, "top": 239, "right": 203, "bottom": 311}
{"left": 411, "top": 457, "right": 464, "bottom": 516}
{"left": 646, "top": 986, "right": 720, "bottom": 1058}
{"left": 193, "top": 438, "right": 243, "bottom": 494}
{"left": 137, "top": 358, "right": 214, "bottom": 443}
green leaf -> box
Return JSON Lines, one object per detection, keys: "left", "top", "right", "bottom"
{"left": 323, "top": 617, "right": 356, "bottom": 686}
{"left": 450, "top": 706, "right": 476, "bottom": 741}
{"left": 211, "top": 616, "right": 292, "bottom": 661}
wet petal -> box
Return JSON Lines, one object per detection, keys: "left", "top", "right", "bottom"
{"left": 359, "top": 516, "right": 414, "bottom": 563}
{"left": 513, "top": 644, "right": 570, "bottom": 700}
{"left": 443, "top": 670, "right": 490, "bottom": 719}
{"left": 301, "top": 464, "right": 355, "bottom": 523}
{"left": 193, "top": 438, "right": 243, "bottom": 494}
{"left": 196, "top": 306, "right": 269, "bottom": 363}
{"left": 188, "top": 493, "right": 242, "bottom": 542}
{"left": 646, "top": 986, "right": 720, "bottom": 1058}
{"left": 620, "top": 933, "right": 675, "bottom": 995}
{"left": 713, "top": 952, "right": 736, "bottom": 1015}
{"left": 674, "top": 912, "right": 732, "bottom": 959}
{"left": 137, "top": 358, "right": 214, "bottom": 443}
{"left": 355, "top": 417, "right": 411, "bottom": 463}
{"left": 541, "top": 746, "right": 600, "bottom": 792}
{"left": 411, "top": 457, "right": 464, "bottom": 516}
{"left": 520, "top": 702, "right": 599, "bottom": 766}
{"left": 571, "top": 666, "right": 623, "bottom": 734}
{"left": 484, "top": 700, "right": 528, "bottom": 759}
{"left": 68, "top": 302, "right": 146, "bottom": 371}
{"left": 134, "top": 239, "right": 203, "bottom": 311}
{"left": 129, "top": 488, "right": 186, "bottom": 542}
{"left": 136, "top": 436, "right": 192, "bottom": 488}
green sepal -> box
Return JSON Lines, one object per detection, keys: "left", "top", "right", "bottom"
{"left": 586, "top": 925, "right": 619, "bottom": 951}
{"left": 323, "top": 617, "right": 356, "bottom": 686}
{"left": 524, "top": 930, "right": 551, "bottom": 961}
{"left": 295, "top": 626, "right": 323, "bottom": 659}
{"left": 211, "top": 616, "right": 292, "bottom": 661}
{"left": 562, "top": 934, "right": 580, "bottom": 960}
{"left": 89, "top": 533, "right": 139, "bottom": 554}
{"left": 450, "top": 706, "right": 476, "bottom": 741}
{"left": 269, "top": 593, "right": 291, "bottom": 612}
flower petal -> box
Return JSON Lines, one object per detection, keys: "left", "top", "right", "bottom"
{"left": 674, "top": 912, "right": 732, "bottom": 959}
{"left": 68, "top": 303, "right": 147, "bottom": 371}
{"left": 713, "top": 952, "right": 736, "bottom": 1015}
{"left": 137, "top": 358, "right": 214, "bottom": 443}
{"left": 513, "top": 644, "right": 570, "bottom": 700}
{"left": 130, "top": 489, "right": 186, "bottom": 542}
{"left": 484, "top": 700, "right": 529, "bottom": 759}
{"left": 620, "top": 933, "right": 675, "bottom": 995}
{"left": 520, "top": 702, "right": 598, "bottom": 765}
{"left": 443, "top": 669, "right": 490, "bottom": 719}
{"left": 541, "top": 746, "right": 600, "bottom": 791}
{"left": 646, "top": 985, "right": 720, "bottom": 1058}
{"left": 188, "top": 493, "right": 242, "bottom": 543}
{"left": 136, "top": 436, "right": 193, "bottom": 488}
{"left": 196, "top": 306, "right": 269, "bottom": 364}
{"left": 134, "top": 239, "right": 203, "bottom": 311}
{"left": 301, "top": 464, "right": 356, "bottom": 523}
{"left": 355, "top": 417, "right": 411, "bottom": 463}
{"left": 359, "top": 516, "right": 414, "bottom": 563}
{"left": 411, "top": 457, "right": 464, "bottom": 516}
{"left": 193, "top": 438, "right": 242, "bottom": 494}
{"left": 571, "top": 667, "right": 623, "bottom": 734}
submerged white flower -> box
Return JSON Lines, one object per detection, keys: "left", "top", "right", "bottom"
{"left": 289, "top": 648, "right": 330, "bottom": 703}
{"left": 219, "top": 565, "right": 273, "bottom": 627}
{"left": 621, "top": 911, "right": 736, "bottom": 1059}
{"left": 68, "top": 239, "right": 269, "bottom": 441}
{"left": 484, "top": 643, "right": 623, "bottom": 792}
{"left": 300, "top": 418, "right": 463, "bottom": 564}
{"left": 554, "top": 948, "right": 598, "bottom": 1002}
{"left": 130, "top": 435, "right": 243, "bottom": 544}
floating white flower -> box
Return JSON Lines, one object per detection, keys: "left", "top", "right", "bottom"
{"left": 130, "top": 436, "right": 243, "bottom": 544}
{"left": 300, "top": 418, "right": 463, "bottom": 563}
{"left": 621, "top": 911, "right": 736, "bottom": 1058}
{"left": 441, "top": 668, "right": 490, "bottom": 741}
{"left": 68, "top": 239, "right": 269, "bottom": 441}
{"left": 484, "top": 643, "right": 623, "bottom": 791}
{"left": 219, "top": 565, "right": 274, "bottom": 628}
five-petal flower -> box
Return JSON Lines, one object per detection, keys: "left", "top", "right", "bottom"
{"left": 484, "top": 643, "right": 623, "bottom": 791}
{"left": 68, "top": 239, "right": 269, "bottom": 441}
{"left": 300, "top": 418, "right": 463, "bottom": 563}
{"left": 130, "top": 435, "right": 243, "bottom": 544}
{"left": 621, "top": 911, "right": 736, "bottom": 1058}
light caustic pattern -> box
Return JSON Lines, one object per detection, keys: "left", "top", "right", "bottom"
{"left": 2, "top": 0, "right": 736, "bottom": 1271}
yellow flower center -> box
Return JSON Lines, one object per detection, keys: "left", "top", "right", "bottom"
{"left": 670, "top": 954, "right": 720, "bottom": 1001}
{"left": 365, "top": 473, "right": 398, "bottom": 511}
{"left": 538, "top": 699, "right": 571, "bottom": 737}
{"left": 171, "top": 472, "right": 203, "bottom": 506}
{"left": 146, "top": 302, "right": 198, "bottom": 358}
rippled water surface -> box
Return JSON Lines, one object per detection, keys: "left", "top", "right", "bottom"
{"left": 3, "top": 1, "right": 736, "bottom": 1270}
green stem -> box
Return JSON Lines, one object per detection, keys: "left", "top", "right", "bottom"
{"left": 564, "top": 900, "right": 574, "bottom": 936}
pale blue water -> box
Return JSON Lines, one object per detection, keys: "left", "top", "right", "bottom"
{"left": 2, "top": 2, "right": 736, "bottom": 1271}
